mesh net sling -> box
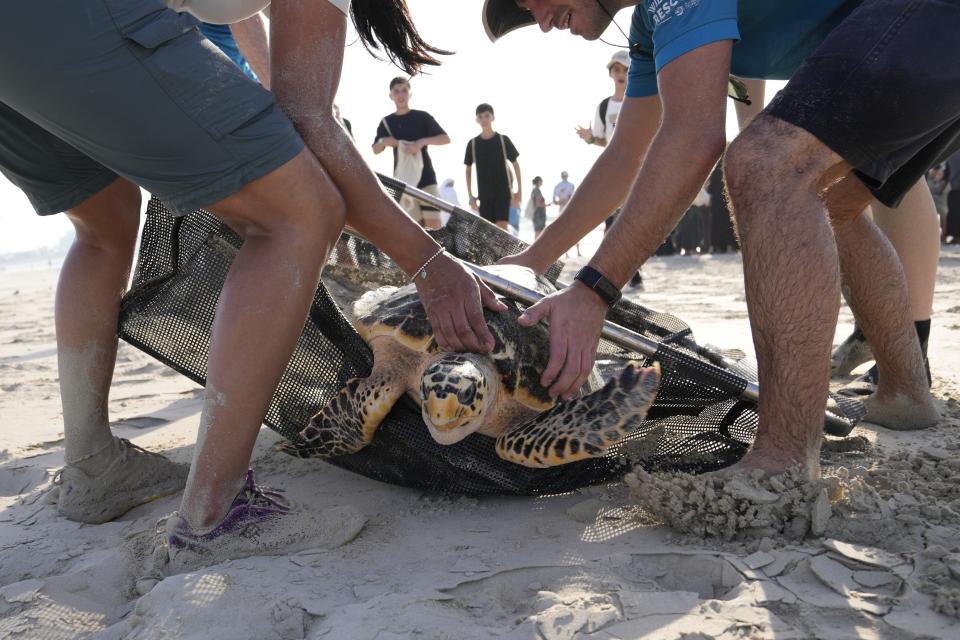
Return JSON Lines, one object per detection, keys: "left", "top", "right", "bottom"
{"left": 118, "top": 175, "right": 864, "bottom": 495}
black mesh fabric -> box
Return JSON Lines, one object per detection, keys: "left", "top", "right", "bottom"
{"left": 118, "top": 181, "right": 858, "bottom": 495}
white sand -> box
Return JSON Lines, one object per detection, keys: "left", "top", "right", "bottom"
{"left": 2, "top": 247, "right": 959, "bottom": 639}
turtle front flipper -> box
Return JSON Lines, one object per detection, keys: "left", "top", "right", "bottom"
{"left": 294, "top": 372, "right": 404, "bottom": 458}
{"left": 496, "top": 363, "right": 661, "bottom": 468}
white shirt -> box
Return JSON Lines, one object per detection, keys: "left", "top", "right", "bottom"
{"left": 591, "top": 96, "right": 622, "bottom": 142}
{"left": 553, "top": 179, "right": 575, "bottom": 205}
{"left": 167, "top": 0, "right": 349, "bottom": 23}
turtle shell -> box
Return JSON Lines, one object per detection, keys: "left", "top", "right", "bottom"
{"left": 353, "top": 265, "right": 562, "bottom": 410}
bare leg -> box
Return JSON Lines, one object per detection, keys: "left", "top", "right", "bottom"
{"left": 831, "top": 190, "right": 938, "bottom": 429}
{"left": 178, "top": 149, "right": 346, "bottom": 530}
{"left": 57, "top": 178, "right": 141, "bottom": 466}
{"left": 725, "top": 117, "right": 852, "bottom": 479}
{"left": 870, "top": 180, "right": 939, "bottom": 322}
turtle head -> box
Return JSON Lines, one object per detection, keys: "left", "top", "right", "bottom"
{"left": 420, "top": 354, "right": 495, "bottom": 445}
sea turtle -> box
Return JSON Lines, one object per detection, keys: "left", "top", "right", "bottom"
{"left": 296, "top": 265, "right": 661, "bottom": 468}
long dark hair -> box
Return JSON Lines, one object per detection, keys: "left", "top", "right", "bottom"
{"left": 350, "top": 0, "right": 452, "bottom": 75}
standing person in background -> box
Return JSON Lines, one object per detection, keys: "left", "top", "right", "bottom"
{"left": 464, "top": 103, "right": 522, "bottom": 231}
{"left": 373, "top": 77, "right": 450, "bottom": 230}
{"left": 552, "top": 171, "right": 579, "bottom": 257}
{"left": 582, "top": 50, "right": 641, "bottom": 287}
{"left": 552, "top": 170, "right": 575, "bottom": 209}
{"left": 333, "top": 104, "right": 353, "bottom": 140}
{"left": 530, "top": 176, "right": 548, "bottom": 239}
{"left": 576, "top": 50, "right": 628, "bottom": 148}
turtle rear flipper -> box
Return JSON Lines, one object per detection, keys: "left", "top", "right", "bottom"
{"left": 495, "top": 363, "right": 660, "bottom": 468}
{"left": 289, "top": 372, "right": 404, "bottom": 458}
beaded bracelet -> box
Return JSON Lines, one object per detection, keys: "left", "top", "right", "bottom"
{"left": 409, "top": 247, "right": 446, "bottom": 283}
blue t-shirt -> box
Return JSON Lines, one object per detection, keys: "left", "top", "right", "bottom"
{"left": 199, "top": 23, "right": 259, "bottom": 83}
{"left": 627, "top": 0, "right": 863, "bottom": 98}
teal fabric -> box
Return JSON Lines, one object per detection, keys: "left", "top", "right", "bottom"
{"left": 199, "top": 23, "right": 259, "bottom": 83}
{"left": 627, "top": 0, "right": 862, "bottom": 98}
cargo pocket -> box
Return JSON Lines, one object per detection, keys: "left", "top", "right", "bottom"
{"left": 107, "top": 0, "right": 276, "bottom": 141}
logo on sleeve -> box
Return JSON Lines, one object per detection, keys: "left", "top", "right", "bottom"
{"left": 648, "top": 0, "right": 701, "bottom": 27}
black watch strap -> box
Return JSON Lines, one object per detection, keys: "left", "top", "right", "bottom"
{"left": 574, "top": 266, "right": 622, "bottom": 308}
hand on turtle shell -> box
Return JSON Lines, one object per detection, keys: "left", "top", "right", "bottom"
{"left": 415, "top": 253, "right": 507, "bottom": 353}
{"left": 518, "top": 282, "right": 607, "bottom": 400}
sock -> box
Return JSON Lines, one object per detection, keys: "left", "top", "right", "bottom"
{"left": 915, "top": 318, "right": 930, "bottom": 357}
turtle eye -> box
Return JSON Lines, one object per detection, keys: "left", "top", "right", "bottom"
{"left": 456, "top": 382, "right": 478, "bottom": 407}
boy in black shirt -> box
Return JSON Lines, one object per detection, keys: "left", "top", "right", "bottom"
{"left": 373, "top": 77, "right": 450, "bottom": 229}
{"left": 464, "top": 103, "right": 521, "bottom": 231}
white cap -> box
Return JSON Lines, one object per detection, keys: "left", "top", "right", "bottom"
{"left": 607, "top": 50, "right": 630, "bottom": 70}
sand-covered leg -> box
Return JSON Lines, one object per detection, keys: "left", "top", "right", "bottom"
{"left": 295, "top": 370, "right": 404, "bottom": 457}
{"left": 496, "top": 363, "right": 660, "bottom": 467}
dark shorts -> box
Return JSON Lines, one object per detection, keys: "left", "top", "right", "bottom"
{"left": 479, "top": 194, "right": 511, "bottom": 223}
{"left": 0, "top": 0, "right": 304, "bottom": 217}
{"left": 764, "top": 0, "right": 960, "bottom": 207}
{"left": 533, "top": 208, "right": 547, "bottom": 232}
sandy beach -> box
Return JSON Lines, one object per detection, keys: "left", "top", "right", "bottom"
{"left": 2, "top": 245, "right": 959, "bottom": 639}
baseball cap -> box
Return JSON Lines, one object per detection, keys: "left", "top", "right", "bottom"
{"left": 606, "top": 50, "right": 630, "bottom": 69}
{"left": 482, "top": 0, "right": 536, "bottom": 42}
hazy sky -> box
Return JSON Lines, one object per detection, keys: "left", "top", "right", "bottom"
{"left": 1, "top": 2, "right": 782, "bottom": 254}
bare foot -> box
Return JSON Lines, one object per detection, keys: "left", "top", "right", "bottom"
{"left": 721, "top": 447, "right": 819, "bottom": 482}
{"left": 627, "top": 462, "right": 825, "bottom": 540}
{"left": 864, "top": 391, "right": 939, "bottom": 431}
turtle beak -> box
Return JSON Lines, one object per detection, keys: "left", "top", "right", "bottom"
{"left": 424, "top": 418, "right": 481, "bottom": 445}
{"left": 421, "top": 394, "right": 484, "bottom": 444}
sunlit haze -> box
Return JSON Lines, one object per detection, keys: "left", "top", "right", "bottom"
{"left": 0, "top": 2, "right": 782, "bottom": 254}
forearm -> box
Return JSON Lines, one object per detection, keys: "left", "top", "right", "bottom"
{"left": 511, "top": 162, "right": 522, "bottom": 200}
{"left": 465, "top": 167, "right": 474, "bottom": 199}
{"left": 298, "top": 117, "right": 438, "bottom": 274}
{"left": 230, "top": 13, "right": 270, "bottom": 89}
{"left": 591, "top": 127, "right": 725, "bottom": 286}
{"left": 270, "top": 1, "right": 437, "bottom": 275}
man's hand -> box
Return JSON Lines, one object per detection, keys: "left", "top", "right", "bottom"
{"left": 517, "top": 282, "right": 607, "bottom": 399}
{"left": 415, "top": 253, "right": 508, "bottom": 353}
{"left": 403, "top": 140, "right": 422, "bottom": 155}
{"left": 496, "top": 250, "right": 535, "bottom": 270}
{"left": 575, "top": 125, "right": 593, "bottom": 142}
{"left": 380, "top": 137, "right": 398, "bottom": 148}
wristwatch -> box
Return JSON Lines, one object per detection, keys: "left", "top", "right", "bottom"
{"left": 574, "top": 266, "right": 622, "bottom": 307}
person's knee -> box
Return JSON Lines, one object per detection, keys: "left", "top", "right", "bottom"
{"left": 210, "top": 150, "right": 347, "bottom": 242}
{"left": 725, "top": 116, "right": 843, "bottom": 231}
{"left": 66, "top": 178, "right": 142, "bottom": 254}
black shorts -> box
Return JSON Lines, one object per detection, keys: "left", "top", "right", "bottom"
{"left": 478, "top": 194, "right": 510, "bottom": 224}
{"left": 764, "top": 0, "right": 960, "bottom": 207}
